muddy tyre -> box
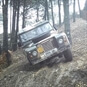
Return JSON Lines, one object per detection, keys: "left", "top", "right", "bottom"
{"left": 63, "top": 49, "right": 73, "bottom": 62}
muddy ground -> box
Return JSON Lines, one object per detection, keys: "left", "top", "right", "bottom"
{"left": 0, "top": 18, "right": 87, "bottom": 87}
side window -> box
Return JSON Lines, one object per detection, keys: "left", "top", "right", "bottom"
{"left": 45, "top": 23, "right": 52, "bottom": 30}
{"left": 36, "top": 27, "right": 43, "bottom": 34}
{"left": 20, "top": 34, "right": 28, "bottom": 42}
{"left": 26, "top": 30, "right": 36, "bottom": 39}
{"left": 41, "top": 23, "right": 52, "bottom": 33}
{"left": 20, "top": 35, "right": 25, "bottom": 42}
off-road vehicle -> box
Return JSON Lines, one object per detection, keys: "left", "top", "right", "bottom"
{"left": 18, "top": 21, "right": 73, "bottom": 65}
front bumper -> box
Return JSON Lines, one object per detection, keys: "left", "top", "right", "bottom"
{"left": 30, "top": 45, "right": 70, "bottom": 65}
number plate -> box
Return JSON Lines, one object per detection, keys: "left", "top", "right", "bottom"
{"left": 37, "top": 45, "right": 44, "bottom": 53}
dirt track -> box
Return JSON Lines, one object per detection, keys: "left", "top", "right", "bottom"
{"left": 0, "top": 18, "right": 87, "bottom": 87}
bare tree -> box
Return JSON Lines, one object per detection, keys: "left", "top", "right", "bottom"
{"left": 50, "top": 0, "right": 55, "bottom": 27}
{"left": 2, "top": 0, "right": 8, "bottom": 52}
{"left": 16, "top": 0, "right": 20, "bottom": 33}
{"left": 36, "top": 0, "right": 39, "bottom": 22}
{"left": 22, "top": 0, "right": 26, "bottom": 28}
{"left": 15, "top": 0, "right": 20, "bottom": 50}
{"left": 84, "top": 0, "right": 87, "bottom": 10}
{"left": 58, "top": 0, "right": 61, "bottom": 26}
{"left": 81, "top": 0, "right": 87, "bottom": 20}
{"left": 11, "top": 0, "right": 17, "bottom": 51}
{"left": 2, "top": 0, "right": 11, "bottom": 66}
{"left": 78, "top": 0, "right": 81, "bottom": 17}
{"left": 44, "top": 0, "right": 49, "bottom": 20}
{"left": 73, "top": 0, "right": 76, "bottom": 22}
{"left": 63, "top": 0, "right": 72, "bottom": 44}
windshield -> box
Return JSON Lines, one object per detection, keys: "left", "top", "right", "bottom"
{"left": 20, "top": 23, "right": 53, "bottom": 43}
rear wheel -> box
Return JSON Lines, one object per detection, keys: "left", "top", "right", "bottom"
{"left": 63, "top": 49, "right": 73, "bottom": 62}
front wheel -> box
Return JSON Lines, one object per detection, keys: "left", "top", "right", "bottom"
{"left": 27, "top": 55, "right": 33, "bottom": 65}
{"left": 63, "top": 49, "right": 73, "bottom": 62}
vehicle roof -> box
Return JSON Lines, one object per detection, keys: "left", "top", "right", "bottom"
{"left": 18, "top": 20, "right": 49, "bottom": 35}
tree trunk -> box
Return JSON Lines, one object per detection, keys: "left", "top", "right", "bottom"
{"left": 45, "top": 0, "right": 49, "bottom": 20}
{"left": 50, "top": 0, "right": 55, "bottom": 27}
{"left": 63, "top": 0, "right": 72, "bottom": 44}
{"left": 81, "top": 0, "right": 87, "bottom": 20}
{"left": 36, "top": 0, "right": 39, "bottom": 22}
{"left": 58, "top": 0, "right": 61, "bottom": 26}
{"left": 84, "top": 0, "right": 87, "bottom": 10}
{"left": 22, "top": 0, "right": 26, "bottom": 28}
{"left": 16, "top": 0, "right": 20, "bottom": 33}
{"left": 10, "top": 0, "right": 12, "bottom": 34}
{"left": 73, "top": 0, "right": 76, "bottom": 22}
{"left": 2, "top": 0, "right": 8, "bottom": 52}
{"left": 78, "top": 0, "right": 81, "bottom": 17}
{"left": 2, "top": 0, "right": 11, "bottom": 66}
{"left": 15, "top": 0, "right": 20, "bottom": 50}
{"left": 11, "top": 0, "right": 17, "bottom": 51}
{"left": 44, "top": 1, "right": 47, "bottom": 20}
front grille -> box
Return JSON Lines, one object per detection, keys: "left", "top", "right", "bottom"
{"left": 39, "top": 37, "right": 56, "bottom": 52}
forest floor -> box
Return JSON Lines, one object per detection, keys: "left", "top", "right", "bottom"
{"left": 0, "top": 18, "right": 87, "bottom": 87}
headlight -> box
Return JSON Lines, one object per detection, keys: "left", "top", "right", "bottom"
{"left": 32, "top": 51, "right": 38, "bottom": 56}
{"left": 58, "top": 39, "right": 63, "bottom": 44}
